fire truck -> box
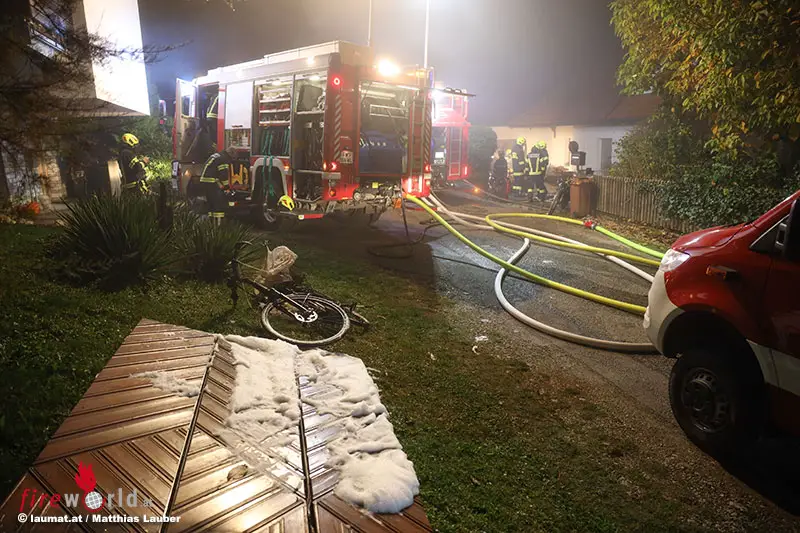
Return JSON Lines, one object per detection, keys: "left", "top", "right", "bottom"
{"left": 431, "top": 85, "right": 472, "bottom": 188}
{"left": 173, "top": 41, "right": 435, "bottom": 229}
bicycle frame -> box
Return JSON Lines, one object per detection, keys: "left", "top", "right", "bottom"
{"left": 228, "top": 241, "right": 317, "bottom": 319}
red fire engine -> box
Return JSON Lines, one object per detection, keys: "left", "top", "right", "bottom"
{"left": 431, "top": 85, "right": 472, "bottom": 188}
{"left": 173, "top": 41, "right": 434, "bottom": 228}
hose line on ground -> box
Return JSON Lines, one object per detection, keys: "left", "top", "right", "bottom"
{"left": 495, "top": 240, "right": 657, "bottom": 353}
{"left": 404, "top": 194, "right": 648, "bottom": 315}
{"left": 593, "top": 226, "right": 664, "bottom": 259}
{"left": 426, "top": 197, "right": 654, "bottom": 284}
{"left": 462, "top": 179, "right": 666, "bottom": 261}
{"left": 485, "top": 213, "right": 661, "bottom": 267}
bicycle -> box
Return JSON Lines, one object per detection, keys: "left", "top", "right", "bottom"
{"left": 228, "top": 241, "right": 358, "bottom": 347}
{"left": 547, "top": 175, "right": 572, "bottom": 216}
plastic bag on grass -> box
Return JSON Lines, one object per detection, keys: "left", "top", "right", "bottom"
{"left": 253, "top": 245, "right": 297, "bottom": 286}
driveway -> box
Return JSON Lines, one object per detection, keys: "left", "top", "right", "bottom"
{"left": 280, "top": 187, "right": 800, "bottom": 522}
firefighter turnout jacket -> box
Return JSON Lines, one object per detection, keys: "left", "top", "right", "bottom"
{"left": 199, "top": 150, "right": 234, "bottom": 188}
{"left": 511, "top": 144, "right": 528, "bottom": 177}
{"left": 492, "top": 156, "right": 508, "bottom": 180}
{"left": 528, "top": 146, "right": 550, "bottom": 176}
{"left": 120, "top": 147, "right": 148, "bottom": 193}
{"left": 200, "top": 150, "right": 235, "bottom": 221}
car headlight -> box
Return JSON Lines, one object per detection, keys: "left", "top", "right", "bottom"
{"left": 660, "top": 248, "right": 690, "bottom": 272}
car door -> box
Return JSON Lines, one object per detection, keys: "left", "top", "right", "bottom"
{"left": 762, "top": 213, "right": 800, "bottom": 432}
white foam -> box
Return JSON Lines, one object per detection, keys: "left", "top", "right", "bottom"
{"left": 133, "top": 371, "right": 201, "bottom": 397}
{"left": 210, "top": 337, "right": 419, "bottom": 515}
{"left": 224, "top": 336, "right": 300, "bottom": 443}
{"left": 296, "top": 351, "right": 419, "bottom": 514}
{"left": 334, "top": 450, "right": 420, "bottom": 514}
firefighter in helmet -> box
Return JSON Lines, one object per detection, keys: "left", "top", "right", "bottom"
{"left": 119, "top": 133, "right": 150, "bottom": 194}
{"left": 199, "top": 146, "right": 237, "bottom": 225}
{"left": 510, "top": 137, "right": 528, "bottom": 198}
{"left": 527, "top": 140, "right": 550, "bottom": 202}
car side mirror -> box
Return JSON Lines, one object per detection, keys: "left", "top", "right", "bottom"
{"left": 776, "top": 199, "right": 800, "bottom": 261}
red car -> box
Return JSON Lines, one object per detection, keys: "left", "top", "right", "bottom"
{"left": 645, "top": 190, "right": 800, "bottom": 455}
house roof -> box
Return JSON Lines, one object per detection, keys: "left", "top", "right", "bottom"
{"left": 508, "top": 93, "right": 661, "bottom": 128}
{"left": 605, "top": 93, "right": 662, "bottom": 122}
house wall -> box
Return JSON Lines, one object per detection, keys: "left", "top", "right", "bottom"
{"left": 493, "top": 126, "right": 573, "bottom": 169}
{"left": 79, "top": 0, "right": 149, "bottom": 115}
{"left": 569, "top": 125, "right": 635, "bottom": 172}
{"left": 1, "top": 148, "right": 63, "bottom": 208}
{"left": 492, "top": 124, "right": 635, "bottom": 173}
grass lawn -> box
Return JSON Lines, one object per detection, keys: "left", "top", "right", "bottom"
{"left": 0, "top": 224, "right": 785, "bottom": 532}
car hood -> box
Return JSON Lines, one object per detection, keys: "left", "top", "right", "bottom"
{"left": 673, "top": 223, "right": 745, "bottom": 251}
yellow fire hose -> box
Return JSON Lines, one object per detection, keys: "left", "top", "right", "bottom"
{"left": 404, "top": 194, "right": 650, "bottom": 315}
{"left": 484, "top": 214, "right": 661, "bottom": 267}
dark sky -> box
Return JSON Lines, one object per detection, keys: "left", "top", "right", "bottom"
{"left": 138, "top": 0, "right": 623, "bottom": 125}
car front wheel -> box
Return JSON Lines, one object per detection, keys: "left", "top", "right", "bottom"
{"left": 669, "top": 347, "right": 764, "bottom": 457}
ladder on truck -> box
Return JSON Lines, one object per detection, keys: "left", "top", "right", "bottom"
{"left": 407, "top": 90, "right": 432, "bottom": 195}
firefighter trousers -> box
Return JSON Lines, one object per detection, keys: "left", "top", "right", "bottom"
{"left": 511, "top": 173, "right": 525, "bottom": 197}
{"left": 204, "top": 182, "right": 226, "bottom": 224}
{"left": 527, "top": 174, "right": 547, "bottom": 199}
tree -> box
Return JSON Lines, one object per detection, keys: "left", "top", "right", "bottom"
{"left": 0, "top": 0, "right": 170, "bottom": 204}
{"left": 468, "top": 126, "right": 498, "bottom": 182}
{"left": 611, "top": 0, "right": 800, "bottom": 158}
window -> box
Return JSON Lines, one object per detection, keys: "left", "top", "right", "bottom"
{"left": 28, "top": 0, "right": 67, "bottom": 58}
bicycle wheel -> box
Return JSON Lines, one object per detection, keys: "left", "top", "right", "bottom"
{"left": 548, "top": 188, "right": 563, "bottom": 216}
{"left": 260, "top": 293, "right": 350, "bottom": 347}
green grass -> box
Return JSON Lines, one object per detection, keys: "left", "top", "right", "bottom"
{"left": 0, "top": 224, "right": 777, "bottom": 532}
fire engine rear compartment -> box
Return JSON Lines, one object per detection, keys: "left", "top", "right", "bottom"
{"left": 253, "top": 75, "right": 417, "bottom": 204}
{"left": 358, "top": 81, "right": 412, "bottom": 177}
{"left": 174, "top": 42, "right": 433, "bottom": 221}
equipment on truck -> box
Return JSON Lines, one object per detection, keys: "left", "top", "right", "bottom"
{"left": 173, "top": 41, "right": 435, "bottom": 229}
{"left": 431, "top": 86, "right": 473, "bottom": 188}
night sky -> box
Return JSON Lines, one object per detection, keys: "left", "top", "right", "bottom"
{"left": 138, "top": 0, "right": 623, "bottom": 125}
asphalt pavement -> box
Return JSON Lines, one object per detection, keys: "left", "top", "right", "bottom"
{"left": 284, "top": 186, "right": 675, "bottom": 420}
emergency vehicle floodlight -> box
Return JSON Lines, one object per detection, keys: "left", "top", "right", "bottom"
{"left": 377, "top": 59, "right": 400, "bottom": 77}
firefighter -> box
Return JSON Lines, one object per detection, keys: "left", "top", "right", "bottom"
{"left": 510, "top": 137, "right": 528, "bottom": 198}
{"left": 119, "top": 133, "right": 149, "bottom": 194}
{"left": 527, "top": 140, "right": 550, "bottom": 202}
{"left": 199, "top": 146, "right": 237, "bottom": 224}
{"left": 490, "top": 149, "right": 509, "bottom": 198}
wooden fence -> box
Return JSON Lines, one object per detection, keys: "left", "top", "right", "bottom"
{"left": 593, "top": 175, "right": 695, "bottom": 233}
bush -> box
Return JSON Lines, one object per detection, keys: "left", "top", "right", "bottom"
{"left": 659, "top": 154, "right": 800, "bottom": 228}
{"left": 145, "top": 157, "right": 173, "bottom": 183}
{"left": 611, "top": 108, "right": 701, "bottom": 182}
{"left": 54, "top": 195, "right": 176, "bottom": 288}
{"left": 54, "top": 195, "right": 268, "bottom": 287}
{"left": 172, "top": 207, "right": 263, "bottom": 282}
{"left": 469, "top": 126, "right": 498, "bottom": 182}
{"left": 613, "top": 107, "right": 800, "bottom": 228}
